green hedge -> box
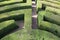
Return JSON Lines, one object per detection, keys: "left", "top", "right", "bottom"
{"left": 23, "top": 0, "right": 26, "bottom": 3}
{"left": 1, "top": 29, "right": 60, "bottom": 40}
{"left": 38, "top": 11, "right": 46, "bottom": 26}
{"left": 0, "top": 20, "right": 18, "bottom": 39}
{"left": 31, "top": 29, "right": 60, "bottom": 40}
{"left": 44, "top": 11, "right": 60, "bottom": 25}
{"left": 0, "top": 9, "right": 32, "bottom": 40}
{"left": 38, "top": 11, "right": 60, "bottom": 37}
{"left": 46, "top": 7, "right": 60, "bottom": 16}
{"left": 0, "top": 0, "right": 22, "bottom": 6}
{"left": 0, "top": 2, "right": 31, "bottom": 13}
{"left": 0, "top": 10, "right": 24, "bottom": 22}
{"left": 42, "top": 0, "right": 60, "bottom": 5}
{"left": 40, "top": 1, "right": 60, "bottom": 9}
{"left": 0, "top": 0, "right": 9, "bottom": 2}
{"left": 38, "top": 21, "right": 60, "bottom": 37}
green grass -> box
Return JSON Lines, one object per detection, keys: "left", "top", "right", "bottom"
{"left": 1, "top": 29, "right": 60, "bottom": 40}
{"left": 31, "top": 29, "right": 60, "bottom": 40}
{"left": 0, "top": 0, "right": 22, "bottom": 5}
{"left": 0, "top": 20, "right": 18, "bottom": 39}
{"left": 0, "top": 4, "right": 31, "bottom": 13}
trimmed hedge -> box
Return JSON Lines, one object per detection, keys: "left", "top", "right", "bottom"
{"left": 23, "top": 0, "right": 26, "bottom": 3}
{"left": 31, "top": 29, "right": 60, "bottom": 40}
{"left": 0, "top": 1, "right": 31, "bottom": 12}
{"left": 0, "top": 0, "right": 22, "bottom": 6}
{"left": 38, "top": 21, "right": 60, "bottom": 37}
{"left": 38, "top": 11, "right": 46, "bottom": 26}
{"left": 44, "top": 11, "right": 60, "bottom": 25}
{"left": 0, "top": 0, "right": 9, "bottom": 2}
{"left": 0, "top": 20, "right": 18, "bottom": 39}
{"left": 0, "top": 5, "right": 31, "bottom": 14}
{"left": 0, "top": 10, "right": 24, "bottom": 22}
{"left": 1, "top": 29, "right": 60, "bottom": 40}
{"left": 42, "top": 0, "right": 60, "bottom": 5}
{"left": 40, "top": 1, "right": 60, "bottom": 9}
{"left": 1, "top": 9, "right": 32, "bottom": 40}
{"left": 46, "top": 7, "right": 60, "bottom": 16}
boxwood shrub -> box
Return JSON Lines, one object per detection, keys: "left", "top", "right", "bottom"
{"left": 0, "top": 20, "right": 18, "bottom": 39}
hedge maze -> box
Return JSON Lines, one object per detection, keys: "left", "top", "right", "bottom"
{"left": 0, "top": 0, "right": 60, "bottom": 40}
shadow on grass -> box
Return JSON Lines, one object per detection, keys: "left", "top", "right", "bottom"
{"left": 0, "top": 1, "right": 25, "bottom": 7}
{"left": 0, "top": 5, "right": 31, "bottom": 14}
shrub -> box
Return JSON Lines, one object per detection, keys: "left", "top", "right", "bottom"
{"left": 38, "top": 21, "right": 60, "bottom": 37}
{"left": 44, "top": 11, "right": 60, "bottom": 25}
{"left": 0, "top": 20, "right": 18, "bottom": 39}
{"left": 46, "top": 7, "right": 60, "bottom": 16}
{"left": 0, "top": 12, "right": 24, "bottom": 22}
{"left": 40, "top": 1, "right": 60, "bottom": 9}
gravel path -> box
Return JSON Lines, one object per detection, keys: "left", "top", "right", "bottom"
{"left": 32, "top": 1, "right": 37, "bottom": 29}
{"left": 10, "top": 20, "right": 24, "bottom": 33}
{"left": 15, "top": 20, "right": 24, "bottom": 29}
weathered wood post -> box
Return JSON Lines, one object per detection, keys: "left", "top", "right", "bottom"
{"left": 23, "top": 0, "right": 26, "bottom": 3}
{"left": 32, "top": 0, "right": 37, "bottom": 29}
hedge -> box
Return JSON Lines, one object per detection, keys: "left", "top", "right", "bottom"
{"left": 1, "top": 9, "right": 32, "bottom": 40}
{"left": 0, "top": 10, "right": 24, "bottom": 22}
{"left": 42, "top": 0, "right": 60, "bottom": 5}
{"left": 46, "top": 7, "right": 60, "bottom": 16}
{"left": 0, "top": 20, "right": 18, "bottom": 39}
{"left": 0, "top": 0, "right": 22, "bottom": 5}
{"left": 38, "top": 10, "right": 46, "bottom": 26}
{"left": 44, "top": 11, "right": 60, "bottom": 25}
{"left": 38, "top": 21, "right": 60, "bottom": 37}
{"left": 1, "top": 29, "right": 60, "bottom": 40}
{"left": 0, "top": 0, "right": 9, "bottom": 2}
{"left": 40, "top": 1, "right": 60, "bottom": 9}
{"left": 0, "top": 0, "right": 31, "bottom": 13}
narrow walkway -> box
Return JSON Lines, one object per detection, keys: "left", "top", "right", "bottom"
{"left": 32, "top": 1, "right": 37, "bottom": 29}
{"left": 9, "top": 20, "right": 24, "bottom": 33}
{"left": 14, "top": 20, "right": 24, "bottom": 31}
